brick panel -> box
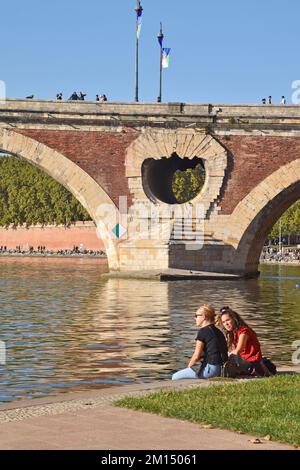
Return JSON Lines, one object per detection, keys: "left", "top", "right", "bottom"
{"left": 218, "top": 135, "right": 300, "bottom": 214}
{"left": 15, "top": 129, "right": 138, "bottom": 208}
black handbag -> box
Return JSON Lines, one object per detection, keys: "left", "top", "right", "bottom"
{"left": 262, "top": 357, "right": 277, "bottom": 375}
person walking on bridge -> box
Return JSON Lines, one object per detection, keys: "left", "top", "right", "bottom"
{"left": 79, "top": 91, "right": 86, "bottom": 100}
{"left": 68, "top": 91, "right": 79, "bottom": 101}
{"left": 281, "top": 96, "right": 286, "bottom": 105}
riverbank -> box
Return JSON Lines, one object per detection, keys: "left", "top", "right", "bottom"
{"left": 0, "top": 366, "right": 298, "bottom": 450}
{"left": 261, "top": 247, "right": 300, "bottom": 265}
{"left": 1, "top": 253, "right": 298, "bottom": 265}
{"left": 0, "top": 222, "right": 105, "bottom": 252}
{"left": 0, "top": 252, "right": 106, "bottom": 259}
{"left": 260, "top": 260, "right": 300, "bottom": 266}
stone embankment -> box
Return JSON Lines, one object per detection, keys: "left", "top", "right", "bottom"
{"left": 0, "top": 221, "right": 104, "bottom": 252}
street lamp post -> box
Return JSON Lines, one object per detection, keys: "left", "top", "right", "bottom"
{"left": 279, "top": 218, "right": 282, "bottom": 253}
{"left": 157, "top": 23, "right": 164, "bottom": 103}
{"left": 135, "top": 0, "right": 143, "bottom": 102}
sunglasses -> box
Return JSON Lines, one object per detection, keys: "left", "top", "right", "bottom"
{"left": 195, "top": 313, "right": 204, "bottom": 318}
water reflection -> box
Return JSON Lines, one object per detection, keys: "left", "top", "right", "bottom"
{"left": 0, "top": 258, "right": 300, "bottom": 403}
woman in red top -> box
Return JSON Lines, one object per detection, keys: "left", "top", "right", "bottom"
{"left": 219, "top": 306, "right": 270, "bottom": 376}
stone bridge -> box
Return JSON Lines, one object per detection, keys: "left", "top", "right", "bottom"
{"left": 1, "top": 99, "right": 300, "bottom": 277}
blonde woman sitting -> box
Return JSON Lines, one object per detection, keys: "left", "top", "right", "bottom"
{"left": 172, "top": 304, "right": 228, "bottom": 380}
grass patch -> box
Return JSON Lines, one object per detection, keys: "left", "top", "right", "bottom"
{"left": 115, "top": 375, "right": 300, "bottom": 447}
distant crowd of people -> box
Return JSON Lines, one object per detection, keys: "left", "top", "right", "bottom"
{"left": 261, "top": 246, "right": 300, "bottom": 263}
{"left": 25, "top": 94, "right": 287, "bottom": 105}
{"left": 26, "top": 93, "right": 108, "bottom": 102}
{"left": 0, "top": 245, "right": 106, "bottom": 257}
{"left": 261, "top": 95, "right": 286, "bottom": 105}
{"left": 65, "top": 92, "right": 108, "bottom": 102}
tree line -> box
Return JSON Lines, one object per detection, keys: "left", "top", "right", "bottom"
{"left": 269, "top": 201, "right": 300, "bottom": 240}
{"left": 0, "top": 156, "right": 90, "bottom": 227}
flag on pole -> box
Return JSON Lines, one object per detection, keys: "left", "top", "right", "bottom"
{"left": 162, "top": 48, "right": 171, "bottom": 68}
{"left": 158, "top": 36, "right": 163, "bottom": 48}
{"left": 136, "top": 9, "right": 142, "bottom": 39}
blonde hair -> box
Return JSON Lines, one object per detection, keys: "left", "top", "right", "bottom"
{"left": 215, "top": 314, "right": 222, "bottom": 328}
{"left": 197, "top": 304, "right": 216, "bottom": 322}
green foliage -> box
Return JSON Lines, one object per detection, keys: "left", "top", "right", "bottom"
{"left": 269, "top": 201, "right": 300, "bottom": 238}
{"left": 172, "top": 164, "right": 205, "bottom": 203}
{"left": 0, "top": 156, "right": 90, "bottom": 227}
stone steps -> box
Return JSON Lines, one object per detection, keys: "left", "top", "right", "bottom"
{"left": 170, "top": 220, "right": 223, "bottom": 245}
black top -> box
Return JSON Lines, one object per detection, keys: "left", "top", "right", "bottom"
{"left": 196, "top": 325, "right": 228, "bottom": 365}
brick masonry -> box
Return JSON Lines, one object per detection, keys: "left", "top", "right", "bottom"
{"left": 217, "top": 135, "right": 300, "bottom": 214}
{"left": 15, "top": 131, "right": 300, "bottom": 217}
{"left": 16, "top": 129, "right": 137, "bottom": 209}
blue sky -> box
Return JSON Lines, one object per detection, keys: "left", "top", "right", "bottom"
{"left": 0, "top": 0, "right": 299, "bottom": 104}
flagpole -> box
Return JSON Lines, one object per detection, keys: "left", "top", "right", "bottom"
{"left": 157, "top": 23, "right": 164, "bottom": 103}
{"left": 135, "top": 1, "right": 143, "bottom": 103}
{"left": 135, "top": 26, "right": 139, "bottom": 102}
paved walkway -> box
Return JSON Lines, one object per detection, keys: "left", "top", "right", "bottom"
{"left": 0, "top": 372, "right": 298, "bottom": 450}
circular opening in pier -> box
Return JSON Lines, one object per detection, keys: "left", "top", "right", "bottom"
{"left": 142, "top": 154, "right": 206, "bottom": 204}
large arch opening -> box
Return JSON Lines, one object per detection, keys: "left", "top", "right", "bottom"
{"left": 267, "top": 199, "right": 300, "bottom": 247}
{"left": 142, "top": 154, "right": 205, "bottom": 204}
{"left": 238, "top": 181, "right": 300, "bottom": 274}
{"left": 0, "top": 130, "right": 120, "bottom": 270}
{"left": 0, "top": 152, "right": 91, "bottom": 227}
{"left": 0, "top": 152, "right": 107, "bottom": 256}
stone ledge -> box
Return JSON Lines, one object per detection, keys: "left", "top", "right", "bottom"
{"left": 102, "top": 268, "right": 242, "bottom": 281}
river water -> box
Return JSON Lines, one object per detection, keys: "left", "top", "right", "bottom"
{"left": 0, "top": 257, "right": 300, "bottom": 403}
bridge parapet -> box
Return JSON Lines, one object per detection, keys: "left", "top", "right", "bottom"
{"left": 2, "top": 100, "right": 300, "bottom": 132}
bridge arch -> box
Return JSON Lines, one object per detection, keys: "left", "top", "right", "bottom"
{"left": 226, "top": 158, "right": 300, "bottom": 274}
{"left": 0, "top": 128, "right": 120, "bottom": 270}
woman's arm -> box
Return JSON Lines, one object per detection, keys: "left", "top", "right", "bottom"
{"left": 188, "top": 340, "right": 204, "bottom": 368}
{"left": 231, "top": 333, "right": 248, "bottom": 355}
